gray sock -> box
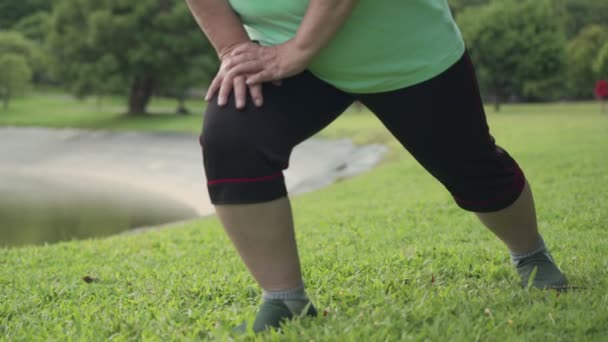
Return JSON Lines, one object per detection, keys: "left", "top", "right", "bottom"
{"left": 509, "top": 235, "right": 552, "bottom": 265}
{"left": 263, "top": 284, "right": 310, "bottom": 315}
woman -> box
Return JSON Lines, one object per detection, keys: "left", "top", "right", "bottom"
{"left": 186, "top": 0, "right": 568, "bottom": 333}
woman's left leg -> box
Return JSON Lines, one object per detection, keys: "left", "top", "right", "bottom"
{"left": 357, "top": 53, "right": 567, "bottom": 289}
{"left": 475, "top": 180, "right": 539, "bottom": 254}
{"left": 201, "top": 72, "right": 355, "bottom": 331}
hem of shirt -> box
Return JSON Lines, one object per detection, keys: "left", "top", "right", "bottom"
{"left": 311, "top": 42, "right": 466, "bottom": 95}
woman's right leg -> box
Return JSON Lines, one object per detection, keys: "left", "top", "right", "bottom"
{"left": 357, "top": 53, "right": 566, "bottom": 289}
{"left": 200, "top": 72, "right": 354, "bottom": 332}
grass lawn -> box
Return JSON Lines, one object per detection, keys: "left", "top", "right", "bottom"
{"left": 0, "top": 92, "right": 205, "bottom": 132}
{"left": 1, "top": 95, "right": 608, "bottom": 340}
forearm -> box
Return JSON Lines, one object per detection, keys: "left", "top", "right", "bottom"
{"left": 185, "top": 0, "right": 250, "bottom": 58}
{"left": 293, "top": 0, "right": 358, "bottom": 60}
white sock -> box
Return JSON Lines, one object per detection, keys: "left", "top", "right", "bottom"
{"left": 263, "top": 283, "right": 310, "bottom": 314}
{"left": 509, "top": 235, "right": 552, "bottom": 265}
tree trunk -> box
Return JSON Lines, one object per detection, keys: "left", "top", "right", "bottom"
{"left": 176, "top": 96, "right": 190, "bottom": 115}
{"left": 128, "top": 77, "right": 155, "bottom": 115}
{"left": 2, "top": 88, "right": 9, "bottom": 110}
{"left": 96, "top": 94, "right": 103, "bottom": 110}
{"left": 493, "top": 93, "right": 501, "bottom": 112}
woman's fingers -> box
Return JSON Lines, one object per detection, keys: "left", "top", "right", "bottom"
{"left": 246, "top": 70, "right": 274, "bottom": 85}
{"left": 209, "top": 41, "right": 278, "bottom": 107}
{"left": 218, "top": 73, "right": 234, "bottom": 106}
{"left": 223, "top": 53, "right": 256, "bottom": 70}
{"left": 205, "top": 74, "right": 223, "bottom": 101}
{"left": 211, "top": 72, "right": 264, "bottom": 108}
{"left": 248, "top": 83, "right": 264, "bottom": 107}
{"left": 227, "top": 61, "right": 264, "bottom": 78}
{"left": 233, "top": 76, "right": 247, "bottom": 109}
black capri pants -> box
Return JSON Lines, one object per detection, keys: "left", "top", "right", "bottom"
{"left": 200, "top": 53, "right": 525, "bottom": 213}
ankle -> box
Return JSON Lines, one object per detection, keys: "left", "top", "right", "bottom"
{"left": 263, "top": 283, "right": 314, "bottom": 315}
{"left": 510, "top": 235, "right": 550, "bottom": 264}
{"left": 263, "top": 283, "right": 306, "bottom": 299}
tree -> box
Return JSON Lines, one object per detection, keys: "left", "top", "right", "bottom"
{"left": 156, "top": 51, "right": 217, "bottom": 115}
{"left": 594, "top": 43, "right": 608, "bottom": 80}
{"left": 559, "top": 0, "right": 608, "bottom": 38}
{"left": 0, "top": 31, "right": 40, "bottom": 105}
{"left": 49, "top": 0, "right": 217, "bottom": 115}
{"left": 11, "top": 12, "right": 55, "bottom": 85}
{"left": 566, "top": 25, "right": 608, "bottom": 99}
{"left": 0, "top": 0, "right": 52, "bottom": 30}
{"left": 457, "top": 0, "right": 567, "bottom": 110}
{"left": 0, "top": 54, "right": 32, "bottom": 109}
{"left": 0, "top": 31, "right": 38, "bottom": 59}
{"left": 448, "top": 0, "right": 491, "bottom": 17}
{"left": 0, "top": 30, "right": 45, "bottom": 73}
{"left": 595, "top": 80, "right": 608, "bottom": 113}
{"left": 12, "top": 11, "right": 52, "bottom": 43}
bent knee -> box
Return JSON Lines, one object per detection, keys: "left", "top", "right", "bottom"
{"left": 199, "top": 107, "right": 290, "bottom": 205}
{"left": 438, "top": 147, "right": 526, "bottom": 212}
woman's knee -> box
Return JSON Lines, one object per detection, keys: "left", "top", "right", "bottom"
{"left": 199, "top": 106, "right": 289, "bottom": 205}
{"left": 446, "top": 147, "right": 526, "bottom": 213}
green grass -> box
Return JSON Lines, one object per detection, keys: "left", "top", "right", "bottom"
{"left": 1, "top": 97, "right": 608, "bottom": 340}
{"left": 0, "top": 92, "right": 205, "bottom": 132}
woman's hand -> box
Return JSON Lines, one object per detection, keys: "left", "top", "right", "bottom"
{"left": 205, "top": 40, "right": 312, "bottom": 109}
{"left": 225, "top": 40, "right": 312, "bottom": 85}
{"left": 192, "top": 0, "right": 357, "bottom": 110}
{"left": 205, "top": 42, "right": 265, "bottom": 109}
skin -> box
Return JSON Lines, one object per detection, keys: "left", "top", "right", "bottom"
{"left": 185, "top": 0, "right": 261, "bottom": 108}
{"left": 187, "top": 0, "right": 358, "bottom": 109}
{"left": 186, "top": 0, "right": 543, "bottom": 291}
{"left": 215, "top": 197, "right": 302, "bottom": 290}
{"left": 477, "top": 181, "right": 541, "bottom": 254}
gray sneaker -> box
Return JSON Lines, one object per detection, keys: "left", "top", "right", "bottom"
{"left": 235, "top": 299, "right": 318, "bottom": 334}
{"left": 515, "top": 251, "right": 568, "bottom": 290}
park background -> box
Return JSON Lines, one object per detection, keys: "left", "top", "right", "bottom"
{"left": 2, "top": 0, "right": 608, "bottom": 113}
{"left": 1, "top": 0, "right": 608, "bottom": 340}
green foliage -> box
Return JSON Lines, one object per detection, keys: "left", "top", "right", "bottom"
{"left": 594, "top": 42, "right": 608, "bottom": 79}
{"left": 49, "top": 0, "right": 217, "bottom": 114}
{"left": 0, "top": 30, "right": 46, "bottom": 76}
{"left": 1, "top": 104, "right": 608, "bottom": 340}
{"left": 0, "top": 31, "right": 37, "bottom": 61}
{"left": 0, "top": 54, "right": 32, "bottom": 109}
{"left": 11, "top": 13, "right": 55, "bottom": 84}
{"left": 452, "top": 0, "right": 608, "bottom": 100}
{"left": 559, "top": 0, "right": 608, "bottom": 38}
{"left": 448, "top": 0, "right": 491, "bottom": 16}
{"left": 0, "top": 31, "right": 39, "bottom": 109}
{"left": 567, "top": 25, "right": 608, "bottom": 98}
{"left": 458, "top": 0, "right": 567, "bottom": 108}
{"left": 452, "top": 0, "right": 608, "bottom": 39}
{"left": 0, "top": 0, "right": 52, "bottom": 29}
{"left": 12, "top": 11, "right": 52, "bottom": 43}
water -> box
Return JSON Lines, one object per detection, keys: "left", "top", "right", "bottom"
{"left": 0, "top": 172, "right": 199, "bottom": 247}
{"left": 0, "top": 127, "right": 386, "bottom": 248}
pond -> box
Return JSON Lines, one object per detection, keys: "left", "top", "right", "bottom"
{"left": 0, "top": 127, "right": 385, "bottom": 248}
{"left": 0, "top": 171, "right": 198, "bottom": 247}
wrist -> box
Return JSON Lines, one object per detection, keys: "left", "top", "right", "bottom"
{"left": 218, "top": 40, "right": 251, "bottom": 60}
{"left": 285, "top": 38, "right": 317, "bottom": 65}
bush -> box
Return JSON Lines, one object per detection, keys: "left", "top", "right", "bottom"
{"left": 0, "top": 54, "right": 32, "bottom": 109}
{"left": 566, "top": 25, "right": 608, "bottom": 99}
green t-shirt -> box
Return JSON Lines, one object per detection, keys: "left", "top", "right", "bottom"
{"left": 228, "top": 0, "right": 465, "bottom": 93}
